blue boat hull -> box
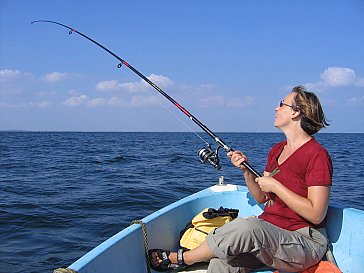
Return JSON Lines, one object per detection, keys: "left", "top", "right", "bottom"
{"left": 68, "top": 184, "right": 364, "bottom": 273}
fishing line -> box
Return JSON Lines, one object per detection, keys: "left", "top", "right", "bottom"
{"left": 120, "top": 67, "right": 210, "bottom": 145}
{"left": 31, "top": 20, "right": 261, "bottom": 176}
{"left": 157, "top": 102, "right": 210, "bottom": 146}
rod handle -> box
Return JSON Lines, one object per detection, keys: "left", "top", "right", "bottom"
{"left": 242, "top": 161, "right": 262, "bottom": 177}
{"left": 227, "top": 147, "right": 262, "bottom": 177}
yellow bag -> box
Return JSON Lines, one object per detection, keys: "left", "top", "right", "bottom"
{"left": 180, "top": 207, "right": 239, "bottom": 250}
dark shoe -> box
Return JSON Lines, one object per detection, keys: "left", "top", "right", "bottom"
{"left": 148, "top": 249, "right": 186, "bottom": 272}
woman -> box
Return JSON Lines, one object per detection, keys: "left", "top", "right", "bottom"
{"left": 149, "top": 85, "right": 332, "bottom": 272}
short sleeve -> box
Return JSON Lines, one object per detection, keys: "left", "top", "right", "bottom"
{"left": 306, "top": 149, "right": 333, "bottom": 187}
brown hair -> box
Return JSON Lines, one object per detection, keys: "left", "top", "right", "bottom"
{"left": 291, "top": 85, "right": 329, "bottom": 135}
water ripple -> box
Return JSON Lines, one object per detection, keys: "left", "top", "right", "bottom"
{"left": 0, "top": 132, "right": 363, "bottom": 273}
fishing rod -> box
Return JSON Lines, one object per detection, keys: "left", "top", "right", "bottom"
{"left": 31, "top": 20, "right": 261, "bottom": 177}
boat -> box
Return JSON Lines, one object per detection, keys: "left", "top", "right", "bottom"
{"left": 60, "top": 178, "right": 364, "bottom": 273}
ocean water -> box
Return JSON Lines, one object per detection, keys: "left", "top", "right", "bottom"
{"left": 1, "top": 132, "right": 363, "bottom": 273}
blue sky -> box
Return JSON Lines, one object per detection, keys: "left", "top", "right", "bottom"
{"left": 1, "top": 0, "right": 363, "bottom": 132}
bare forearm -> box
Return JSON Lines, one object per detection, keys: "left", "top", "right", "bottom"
{"left": 227, "top": 150, "right": 267, "bottom": 204}
{"left": 273, "top": 183, "right": 330, "bottom": 224}
{"left": 244, "top": 172, "right": 266, "bottom": 204}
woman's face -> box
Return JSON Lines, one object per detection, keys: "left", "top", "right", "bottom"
{"left": 274, "top": 92, "right": 296, "bottom": 128}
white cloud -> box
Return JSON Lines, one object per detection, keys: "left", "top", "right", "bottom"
{"left": 106, "top": 95, "right": 160, "bottom": 108}
{"left": 68, "top": 89, "right": 81, "bottom": 96}
{"left": 199, "top": 95, "right": 224, "bottom": 108}
{"left": 87, "top": 98, "right": 108, "bottom": 107}
{"left": 0, "top": 69, "right": 22, "bottom": 80}
{"left": 129, "top": 95, "right": 161, "bottom": 107}
{"left": 95, "top": 75, "right": 256, "bottom": 109}
{"left": 0, "top": 100, "right": 52, "bottom": 108}
{"left": 107, "top": 96, "right": 127, "bottom": 107}
{"left": 63, "top": 95, "right": 88, "bottom": 106}
{"left": 227, "top": 96, "right": 255, "bottom": 108}
{"left": 95, "top": 74, "right": 174, "bottom": 92}
{"left": 42, "top": 71, "right": 80, "bottom": 82}
{"left": 320, "top": 67, "right": 356, "bottom": 87}
{"left": 95, "top": 80, "right": 121, "bottom": 91}
{"left": 148, "top": 74, "right": 174, "bottom": 88}
{"left": 0, "top": 69, "right": 34, "bottom": 95}
{"left": 62, "top": 94, "right": 161, "bottom": 108}
{"left": 305, "top": 67, "right": 364, "bottom": 90}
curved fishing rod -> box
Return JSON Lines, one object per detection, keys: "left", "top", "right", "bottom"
{"left": 31, "top": 20, "right": 261, "bottom": 177}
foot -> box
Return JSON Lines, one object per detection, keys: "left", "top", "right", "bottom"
{"left": 149, "top": 249, "right": 185, "bottom": 271}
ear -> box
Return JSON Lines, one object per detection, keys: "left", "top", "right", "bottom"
{"left": 291, "top": 109, "right": 301, "bottom": 119}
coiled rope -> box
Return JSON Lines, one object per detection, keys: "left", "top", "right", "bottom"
{"left": 53, "top": 220, "right": 151, "bottom": 273}
{"left": 131, "top": 220, "right": 151, "bottom": 273}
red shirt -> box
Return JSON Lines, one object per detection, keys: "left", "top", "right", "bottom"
{"left": 258, "top": 137, "right": 333, "bottom": 231}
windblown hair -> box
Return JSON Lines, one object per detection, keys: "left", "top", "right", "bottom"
{"left": 291, "top": 85, "right": 329, "bottom": 135}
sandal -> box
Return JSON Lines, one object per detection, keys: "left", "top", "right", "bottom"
{"left": 148, "top": 248, "right": 186, "bottom": 272}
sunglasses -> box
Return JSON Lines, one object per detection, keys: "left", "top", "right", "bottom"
{"left": 279, "top": 101, "right": 294, "bottom": 109}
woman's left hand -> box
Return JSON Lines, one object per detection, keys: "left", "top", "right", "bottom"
{"left": 255, "top": 175, "right": 280, "bottom": 193}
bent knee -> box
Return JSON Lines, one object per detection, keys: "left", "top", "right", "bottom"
{"left": 231, "top": 217, "right": 264, "bottom": 233}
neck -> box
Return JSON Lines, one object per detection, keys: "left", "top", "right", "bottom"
{"left": 284, "top": 128, "right": 312, "bottom": 150}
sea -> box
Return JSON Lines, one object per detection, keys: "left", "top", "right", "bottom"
{"left": 1, "top": 132, "right": 363, "bottom": 273}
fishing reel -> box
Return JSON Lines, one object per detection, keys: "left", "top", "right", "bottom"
{"left": 198, "top": 144, "right": 222, "bottom": 170}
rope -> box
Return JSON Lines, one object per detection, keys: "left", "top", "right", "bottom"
{"left": 53, "top": 221, "right": 151, "bottom": 273}
{"left": 131, "top": 220, "right": 151, "bottom": 273}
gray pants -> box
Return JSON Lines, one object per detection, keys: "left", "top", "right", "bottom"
{"left": 205, "top": 217, "right": 328, "bottom": 273}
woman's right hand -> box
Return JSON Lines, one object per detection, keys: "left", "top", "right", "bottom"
{"left": 228, "top": 150, "right": 266, "bottom": 203}
{"left": 227, "top": 150, "right": 249, "bottom": 172}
